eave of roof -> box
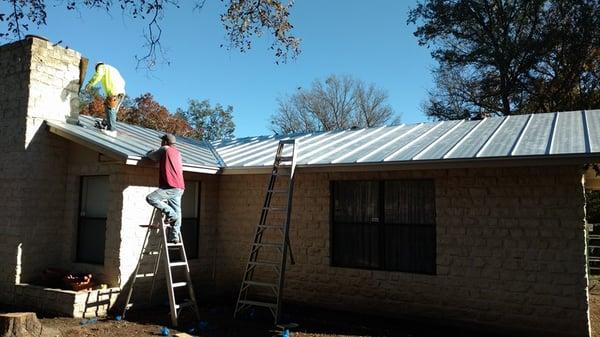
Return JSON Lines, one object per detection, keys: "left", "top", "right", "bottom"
{"left": 47, "top": 109, "right": 600, "bottom": 175}
{"left": 212, "top": 109, "right": 600, "bottom": 170}
{"left": 46, "top": 117, "right": 221, "bottom": 174}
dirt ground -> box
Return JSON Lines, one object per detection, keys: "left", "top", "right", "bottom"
{"left": 7, "top": 293, "right": 600, "bottom": 337}
{"left": 34, "top": 304, "right": 525, "bottom": 337}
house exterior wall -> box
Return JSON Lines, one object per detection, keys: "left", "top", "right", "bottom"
{"left": 0, "top": 37, "right": 81, "bottom": 305}
{"left": 213, "top": 166, "right": 589, "bottom": 337}
{"left": 115, "top": 166, "right": 219, "bottom": 292}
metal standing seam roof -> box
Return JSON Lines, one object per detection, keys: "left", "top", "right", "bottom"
{"left": 47, "top": 115, "right": 222, "bottom": 173}
{"left": 211, "top": 109, "right": 600, "bottom": 169}
{"left": 47, "top": 110, "right": 600, "bottom": 173}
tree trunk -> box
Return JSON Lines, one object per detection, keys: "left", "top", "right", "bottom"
{"left": 0, "top": 313, "right": 42, "bottom": 337}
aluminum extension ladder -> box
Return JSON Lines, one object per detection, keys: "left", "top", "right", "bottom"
{"left": 122, "top": 209, "right": 200, "bottom": 327}
{"left": 234, "top": 139, "right": 297, "bottom": 324}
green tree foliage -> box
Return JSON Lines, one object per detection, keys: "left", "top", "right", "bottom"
{"left": 270, "top": 74, "right": 400, "bottom": 134}
{"left": 176, "top": 99, "right": 236, "bottom": 141}
{"left": 408, "top": 0, "right": 600, "bottom": 120}
{"left": 0, "top": 0, "right": 300, "bottom": 68}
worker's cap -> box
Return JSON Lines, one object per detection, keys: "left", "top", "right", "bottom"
{"left": 161, "top": 133, "right": 176, "bottom": 144}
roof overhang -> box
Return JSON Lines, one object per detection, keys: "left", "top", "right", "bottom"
{"left": 48, "top": 122, "right": 220, "bottom": 174}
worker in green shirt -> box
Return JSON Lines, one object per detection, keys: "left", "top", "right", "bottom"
{"left": 85, "top": 63, "right": 126, "bottom": 136}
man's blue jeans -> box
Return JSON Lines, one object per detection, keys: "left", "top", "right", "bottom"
{"left": 146, "top": 188, "right": 184, "bottom": 240}
{"left": 106, "top": 94, "right": 124, "bottom": 131}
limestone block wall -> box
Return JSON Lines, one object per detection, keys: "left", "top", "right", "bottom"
{"left": 214, "top": 166, "right": 589, "bottom": 337}
{"left": 115, "top": 166, "right": 219, "bottom": 295}
{"left": 0, "top": 37, "right": 81, "bottom": 305}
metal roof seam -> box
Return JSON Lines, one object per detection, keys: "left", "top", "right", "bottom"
{"left": 299, "top": 129, "right": 366, "bottom": 163}
{"left": 509, "top": 114, "right": 534, "bottom": 156}
{"left": 413, "top": 119, "right": 465, "bottom": 160}
{"left": 204, "top": 139, "right": 227, "bottom": 167}
{"left": 224, "top": 137, "right": 290, "bottom": 163}
{"left": 331, "top": 124, "right": 405, "bottom": 164}
{"left": 475, "top": 115, "right": 511, "bottom": 158}
{"left": 218, "top": 139, "right": 263, "bottom": 157}
{"left": 383, "top": 122, "right": 443, "bottom": 162}
{"left": 310, "top": 126, "right": 385, "bottom": 164}
{"left": 48, "top": 124, "right": 132, "bottom": 159}
{"left": 357, "top": 124, "right": 424, "bottom": 163}
{"left": 548, "top": 112, "right": 560, "bottom": 155}
{"left": 227, "top": 138, "right": 293, "bottom": 166}
{"left": 583, "top": 110, "right": 592, "bottom": 154}
{"left": 443, "top": 118, "right": 485, "bottom": 159}
{"left": 242, "top": 133, "right": 313, "bottom": 167}
{"left": 293, "top": 130, "right": 346, "bottom": 161}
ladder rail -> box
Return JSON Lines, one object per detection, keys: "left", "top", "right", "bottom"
{"left": 123, "top": 208, "right": 201, "bottom": 327}
{"left": 234, "top": 140, "right": 297, "bottom": 324}
{"left": 275, "top": 139, "right": 297, "bottom": 322}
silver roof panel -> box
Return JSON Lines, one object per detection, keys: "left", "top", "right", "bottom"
{"left": 49, "top": 110, "right": 600, "bottom": 172}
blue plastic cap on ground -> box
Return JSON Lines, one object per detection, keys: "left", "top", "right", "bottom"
{"left": 160, "top": 326, "right": 170, "bottom": 336}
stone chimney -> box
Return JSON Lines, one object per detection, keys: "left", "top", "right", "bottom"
{"left": 0, "top": 36, "right": 84, "bottom": 305}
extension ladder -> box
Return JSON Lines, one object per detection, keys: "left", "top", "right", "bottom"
{"left": 122, "top": 209, "right": 201, "bottom": 327}
{"left": 234, "top": 139, "right": 298, "bottom": 324}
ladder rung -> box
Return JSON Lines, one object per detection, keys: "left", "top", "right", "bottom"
{"left": 589, "top": 234, "right": 600, "bottom": 239}
{"left": 278, "top": 156, "right": 294, "bottom": 161}
{"left": 135, "top": 273, "right": 155, "bottom": 278}
{"left": 144, "top": 251, "right": 160, "bottom": 255}
{"left": 267, "top": 189, "right": 288, "bottom": 194}
{"left": 167, "top": 243, "right": 184, "bottom": 248}
{"left": 257, "top": 224, "right": 284, "bottom": 229}
{"left": 252, "top": 242, "right": 283, "bottom": 248}
{"left": 279, "top": 139, "right": 296, "bottom": 144}
{"left": 172, "top": 282, "right": 187, "bottom": 288}
{"left": 244, "top": 281, "right": 278, "bottom": 288}
{"left": 263, "top": 207, "right": 287, "bottom": 212}
{"left": 238, "top": 300, "right": 277, "bottom": 309}
{"left": 169, "top": 262, "right": 187, "bottom": 267}
{"left": 589, "top": 246, "right": 600, "bottom": 249}
{"left": 248, "top": 261, "right": 280, "bottom": 267}
{"left": 589, "top": 257, "right": 600, "bottom": 262}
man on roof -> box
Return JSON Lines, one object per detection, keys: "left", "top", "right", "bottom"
{"left": 145, "top": 133, "right": 185, "bottom": 244}
{"left": 84, "top": 63, "right": 126, "bottom": 137}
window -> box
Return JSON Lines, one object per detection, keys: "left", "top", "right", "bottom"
{"left": 77, "top": 176, "right": 109, "bottom": 264}
{"left": 181, "top": 181, "right": 200, "bottom": 259}
{"left": 331, "top": 180, "right": 436, "bottom": 274}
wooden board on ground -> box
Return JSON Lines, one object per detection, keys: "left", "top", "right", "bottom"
{"left": 0, "top": 312, "right": 42, "bottom": 337}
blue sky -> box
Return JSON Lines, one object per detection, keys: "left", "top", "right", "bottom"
{"left": 25, "top": 1, "right": 435, "bottom": 137}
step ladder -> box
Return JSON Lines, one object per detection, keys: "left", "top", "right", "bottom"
{"left": 122, "top": 209, "right": 201, "bottom": 327}
{"left": 234, "top": 139, "right": 298, "bottom": 324}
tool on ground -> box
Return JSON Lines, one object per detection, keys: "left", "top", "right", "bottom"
{"left": 234, "top": 139, "right": 298, "bottom": 324}
{"left": 122, "top": 209, "right": 200, "bottom": 327}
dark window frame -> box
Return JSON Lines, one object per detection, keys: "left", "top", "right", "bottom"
{"left": 181, "top": 181, "right": 201, "bottom": 259}
{"left": 76, "top": 175, "right": 108, "bottom": 265}
{"left": 330, "top": 179, "right": 436, "bottom": 274}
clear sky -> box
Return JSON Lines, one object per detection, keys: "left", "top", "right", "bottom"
{"left": 25, "top": 0, "right": 436, "bottom": 138}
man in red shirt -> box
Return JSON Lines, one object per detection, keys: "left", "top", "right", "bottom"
{"left": 145, "top": 134, "right": 185, "bottom": 243}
